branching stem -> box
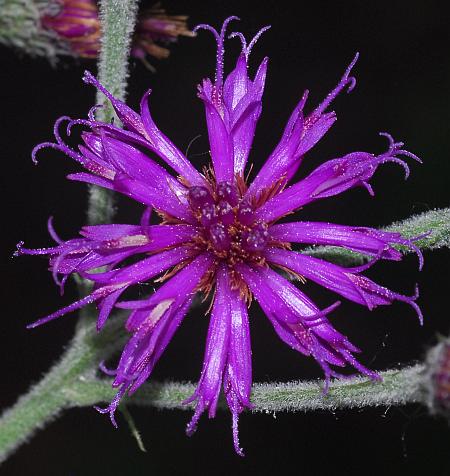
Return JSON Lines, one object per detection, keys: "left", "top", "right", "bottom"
{"left": 1, "top": 0, "right": 448, "bottom": 466}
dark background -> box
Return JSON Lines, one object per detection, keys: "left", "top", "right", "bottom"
{"left": 1, "top": 0, "right": 449, "bottom": 474}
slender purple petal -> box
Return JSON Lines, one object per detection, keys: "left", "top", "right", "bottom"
{"left": 223, "top": 295, "right": 252, "bottom": 456}
{"left": 237, "top": 263, "right": 379, "bottom": 385}
{"left": 247, "top": 91, "right": 308, "bottom": 195}
{"left": 139, "top": 89, "right": 205, "bottom": 185}
{"left": 79, "top": 224, "right": 148, "bottom": 240}
{"left": 200, "top": 93, "right": 234, "bottom": 181}
{"left": 226, "top": 56, "right": 268, "bottom": 174}
{"left": 19, "top": 225, "right": 197, "bottom": 287}
{"left": 185, "top": 265, "right": 231, "bottom": 434}
{"left": 269, "top": 221, "right": 423, "bottom": 267}
{"left": 256, "top": 135, "right": 419, "bottom": 222}
{"left": 27, "top": 283, "right": 125, "bottom": 329}
{"left": 81, "top": 223, "right": 195, "bottom": 245}
{"left": 97, "top": 288, "right": 126, "bottom": 330}
{"left": 84, "top": 246, "right": 191, "bottom": 284}
{"left": 249, "top": 55, "right": 358, "bottom": 195}
{"left": 96, "top": 296, "right": 194, "bottom": 425}
{"left": 265, "top": 247, "right": 423, "bottom": 323}
{"left": 118, "top": 252, "right": 213, "bottom": 330}
{"left": 225, "top": 297, "right": 252, "bottom": 407}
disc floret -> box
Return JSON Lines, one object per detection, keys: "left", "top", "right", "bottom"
{"left": 188, "top": 180, "right": 269, "bottom": 266}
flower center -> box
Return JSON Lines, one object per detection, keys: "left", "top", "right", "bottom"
{"left": 188, "top": 181, "right": 269, "bottom": 265}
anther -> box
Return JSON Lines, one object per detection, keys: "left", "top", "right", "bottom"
{"left": 188, "top": 186, "right": 213, "bottom": 209}
{"left": 209, "top": 223, "right": 231, "bottom": 251}
{"left": 237, "top": 199, "right": 254, "bottom": 225}
{"left": 242, "top": 223, "right": 269, "bottom": 252}
{"left": 217, "top": 200, "right": 235, "bottom": 225}
{"left": 200, "top": 202, "right": 217, "bottom": 227}
{"left": 217, "top": 181, "right": 239, "bottom": 206}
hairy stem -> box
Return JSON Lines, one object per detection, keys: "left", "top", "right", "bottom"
{"left": 0, "top": 358, "right": 428, "bottom": 465}
{"left": 0, "top": 311, "right": 124, "bottom": 464}
{"left": 0, "top": 370, "right": 68, "bottom": 464}
{"left": 64, "top": 365, "right": 427, "bottom": 413}
{"left": 87, "top": 0, "right": 139, "bottom": 225}
{"left": 95, "top": 0, "right": 139, "bottom": 122}
{"left": 0, "top": 0, "right": 139, "bottom": 463}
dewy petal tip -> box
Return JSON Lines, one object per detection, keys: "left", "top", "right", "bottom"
{"left": 23, "top": 17, "right": 424, "bottom": 455}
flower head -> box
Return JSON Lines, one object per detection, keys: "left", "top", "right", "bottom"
{"left": 41, "top": 0, "right": 100, "bottom": 58}
{"left": 131, "top": 6, "right": 196, "bottom": 65}
{"left": 427, "top": 338, "right": 450, "bottom": 415}
{"left": 41, "top": 1, "right": 193, "bottom": 63}
{"left": 20, "top": 17, "right": 423, "bottom": 455}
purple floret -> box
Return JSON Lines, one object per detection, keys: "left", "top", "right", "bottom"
{"left": 19, "top": 17, "right": 424, "bottom": 455}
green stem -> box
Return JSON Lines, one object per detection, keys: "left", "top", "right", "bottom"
{"left": 0, "top": 309, "right": 441, "bottom": 463}
{"left": 95, "top": 0, "right": 139, "bottom": 122}
{"left": 0, "top": 369, "right": 69, "bottom": 464}
{"left": 0, "top": 344, "right": 428, "bottom": 463}
{"left": 65, "top": 364, "right": 428, "bottom": 413}
{"left": 0, "top": 311, "right": 124, "bottom": 463}
{"left": 87, "top": 0, "right": 139, "bottom": 226}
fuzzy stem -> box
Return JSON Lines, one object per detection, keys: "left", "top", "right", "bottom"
{"left": 0, "top": 312, "right": 441, "bottom": 464}
{"left": 87, "top": 0, "right": 139, "bottom": 225}
{"left": 0, "top": 360, "right": 428, "bottom": 464}
{"left": 64, "top": 365, "right": 427, "bottom": 413}
{"left": 0, "top": 371, "right": 68, "bottom": 464}
{"left": 95, "top": 0, "right": 139, "bottom": 122}
{"left": 0, "top": 1, "right": 139, "bottom": 462}
{"left": 0, "top": 311, "right": 124, "bottom": 464}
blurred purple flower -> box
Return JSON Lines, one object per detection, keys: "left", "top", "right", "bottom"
{"left": 41, "top": 0, "right": 100, "bottom": 58}
{"left": 430, "top": 340, "right": 450, "bottom": 413}
{"left": 19, "top": 17, "right": 423, "bottom": 455}
{"left": 41, "top": 0, "right": 194, "bottom": 63}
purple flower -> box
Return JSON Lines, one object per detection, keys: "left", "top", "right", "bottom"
{"left": 19, "top": 17, "right": 423, "bottom": 455}
{"left": 131, "top": 7, "right": 196, "bottom": 64}
{"left": 430, "top": 340, "right": 450, "bottom": 413}
{"left": 41, "top": 1, "right": 194, "bottom": 62}
{"left": 41, "top": 0, "right": 101, "bottom": 58}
